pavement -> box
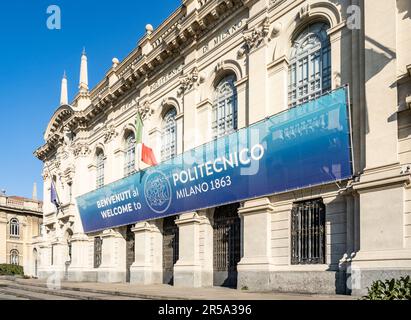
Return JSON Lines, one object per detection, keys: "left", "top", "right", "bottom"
{"left": 0, "top": 278, "right": 356, "bottom": 300}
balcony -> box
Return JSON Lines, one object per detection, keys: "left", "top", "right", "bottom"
{"left": 0, "top": 195, "right": 42, "bottom": 214}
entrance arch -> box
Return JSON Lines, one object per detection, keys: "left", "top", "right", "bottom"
{"left": 213, "top": 203, "right": 241, "bottom": 288}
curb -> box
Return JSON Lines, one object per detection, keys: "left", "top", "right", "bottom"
{"left": 13, "top": 280, "right": 186, "bottom": 300}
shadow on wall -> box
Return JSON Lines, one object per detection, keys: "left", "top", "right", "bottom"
{"left": 364, "top": 36, "right": 396, "bottom": 83}
{"left": 397, "top": 0, "right": 411, "bottom": 21}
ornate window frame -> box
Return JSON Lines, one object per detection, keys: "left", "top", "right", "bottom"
{"left": 288, "top": 22, "right": 331, "bottom": 107}
{"left": 161, "top": 108, "right": 178, "bottom": 161}
{"left": 9, "top": 218, "right": 20, "bottom": 238}
{"left": 212, "top": 74, "right": 238, "bottom": 139}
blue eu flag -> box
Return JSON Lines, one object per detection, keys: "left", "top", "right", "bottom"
{"left": 50, "top": 182, "right": 60, "bottom": 208}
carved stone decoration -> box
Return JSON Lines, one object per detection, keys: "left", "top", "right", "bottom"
{"left": 238, "top": 18, "right": 271, "bottom": 58}
{"left": 103, "top": 124, "right": 118, "bottom": 143}
{"left": 63, "top": 165, "right": 75, "bottom": 183}
{"left": 177, "top": 67, "right": 204, "bottom": 96}
{"left": 42, "top": 170, "right": 50, "bottom": 181}
{"left": 72, "top": 143, "right": 91, "bottom": 157}
{"left": 63, "top": 126, "right": 74, "bottom": 146}
{"left": 53, "top": 159, "right": 61, "bottom": 170}
{"left": 299, "top": 3, "right": 311, "bottom": 20}
{"left": 138, "top": 101, "right": 154, "bottom": 120}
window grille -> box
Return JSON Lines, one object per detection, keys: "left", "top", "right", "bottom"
{"left": 291, "top": 199, "right": 326, "bottom": 265}
{"left": 94, "top": 237, "right": 103, "bottom": 268}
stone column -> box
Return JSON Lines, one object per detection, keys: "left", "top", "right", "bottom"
{"left": 50, "top": 239, "right": 67, "bottom": 279}
{"left": 38, "top": 243, "right": 52, "bottom": 279}
{"left": 174, "top": 212, "right": 202, "bottom": 287}
{"left": 130, "top": 220, "right": 163, "bottom": 285}
{"left": 97, "top": 229, "right": 126, "bottom": 283}
{"left": 237, "top": 197, "right": 274, "bottom": 291}
{"left": 67, "top": 233, "right": 96, "bottom": 282}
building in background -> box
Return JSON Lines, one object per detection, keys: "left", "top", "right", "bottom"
{"left": 0, "top": 188, "right": 43, "bottom": 277}
{"left": 34, "top": 0, "right": 411, "bottom": 295}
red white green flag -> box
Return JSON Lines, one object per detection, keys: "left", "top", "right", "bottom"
{"left": 136, "top": 112, "right": 158, "bottom": 168}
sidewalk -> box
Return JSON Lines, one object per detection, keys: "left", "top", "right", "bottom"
{"left": 5, "top": 278, "right": 355, "bottom": 300}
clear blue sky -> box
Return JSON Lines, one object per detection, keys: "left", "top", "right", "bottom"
{"left": 0, "top": 0, "right": 180, "bottom": 199}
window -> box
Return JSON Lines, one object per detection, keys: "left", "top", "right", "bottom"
{"left": 9, "top": 218, "right": 20, "bottom": 238}
{"left": 288, "top": 22, "right": 331, "bottom": 107}
{"left": 124, "top": 133, "right": 136, "bottom": 177}
{"left": 291, "top": 199, "right": 326, "bottom": 265}
{"left": 94, "top": 237, "right": 103, "bottom": 268}
{"left": 10, "top": 250, "right": 19, "bottom": 266}
{"left": 161, "top": 108, "right": 177, "bottom": 161}
{"left": 96, "top": 150, "right": 105, "bottom": 189}
{"left": 213, "top": 75, "right": 238, "bottom": 138}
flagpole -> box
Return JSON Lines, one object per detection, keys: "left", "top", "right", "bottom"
{"left": 135, "top": 106, "right": 143, "bottom": 173}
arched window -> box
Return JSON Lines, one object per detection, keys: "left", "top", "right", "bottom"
{"left": 9, "top": 218, "right": 20, "bottom": 238}
{"left": 213, "top": 75, "right": 238, "bottom": 139}
{"left": 10, "top": 250, "right": 19, "bottom": 266}
{"left": 96, "top": 149, "right": 105, "bottom": 189}
{"left": 288, "top": 22, "right": 331, "bottom": 107}
{"left": 161, "top": 108, "right": 177, "bottom": 161}
{"left": 124, "top": 132, "right": 136, "bottom": 177}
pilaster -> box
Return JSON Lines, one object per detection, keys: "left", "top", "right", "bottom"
{"left": 130, "top": 220, "right": 163, "bottom": 285}
{"left": 97, "top": 229, "right": 126, "bottom": 283}
{"left": 174, "top": 212, "right": 203, "bottom": 288}
{"left": 237, "top": 197, "right": 274, "bottom": 291}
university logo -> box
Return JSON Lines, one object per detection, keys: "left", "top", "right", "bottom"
{"left": 144, "top": 170, "right": 172, "bottom": 214}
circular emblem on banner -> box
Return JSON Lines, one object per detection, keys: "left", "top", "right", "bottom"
{"left": 144, "top": 170, "right": 172, "bottom": 214}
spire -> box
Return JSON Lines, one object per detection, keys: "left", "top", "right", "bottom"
{"left": 79, "top": 48, "right": 89, "bottom": 92}
{"left": 60, "top": 71, "right": 68, "bottom": 105}
{"left": 32, "top": 182, "right": 38, "bottom": 201}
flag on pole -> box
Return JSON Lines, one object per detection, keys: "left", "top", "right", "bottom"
{"left": 50, "top": 181, "right": 60, "bottom": 209}
{"left": 136, "top": 111, "right": 158, "bottom": 168}
{"left": 141, "top": 144, "right": 158, "bottom": 166}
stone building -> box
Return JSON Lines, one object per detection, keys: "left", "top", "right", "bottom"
{"left": 34, "top": 0, "right": 411, "bottom": 295}
{"left": 0, "top": 192, "right": 43, "bottom": 276}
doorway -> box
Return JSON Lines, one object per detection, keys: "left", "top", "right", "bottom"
{"left": 126, "top": 225, "right": 135, "bottom": 283}
{"left": 162, "top": 216, "right": 179, "bottom": 285}
{"left": 213, "top": 203, "right": 241, "bottom": 288}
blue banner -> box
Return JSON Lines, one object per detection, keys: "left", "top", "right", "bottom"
{"left": 77, "top": 87, "right": 353, "bottom": 233}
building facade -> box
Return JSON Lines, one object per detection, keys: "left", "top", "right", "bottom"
{"left": 0, "top": 193, "right": 43, "bottom": 276}
{"left": 34, "top": 0, "right": 411, "bottom": 295}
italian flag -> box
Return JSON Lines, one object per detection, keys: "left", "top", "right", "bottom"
{"left": 136, "top": 112, "right": 158, "bottom": 168}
